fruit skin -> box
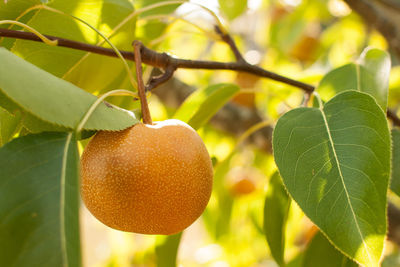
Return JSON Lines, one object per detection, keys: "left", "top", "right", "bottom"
{"left": 80, "top": 119, "right": 213, "bottom": 235}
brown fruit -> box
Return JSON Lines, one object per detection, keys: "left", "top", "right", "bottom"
{"left": 270, "top": 5, "right": 290, "bottom": 23}
{"left": 289, "top": 34, "right": 320, "bottom": 63}
{"left": 232, "top": 72, "right": 259, "bottom": 108}
{"left": 226, "top": 167, "right": 258, "bottom": 196}
{"left": 231, "top": 93, "right": 256, "bottom": 108}
{"left": 230, "top": 176, "right": 257, "bottom": 196}
{"left": 235, "top": 72, "right": 260, "bottom": 89}
{"left": 80, "top": 119, "right": 213, "bottom": 235}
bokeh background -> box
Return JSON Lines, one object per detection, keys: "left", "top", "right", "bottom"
{"left": 74, "top": 0, "right": 400, "bottom": 266}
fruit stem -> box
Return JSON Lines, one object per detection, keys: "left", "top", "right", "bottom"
{"left": 133, "top": 41, "right": 153, "bottom": 125}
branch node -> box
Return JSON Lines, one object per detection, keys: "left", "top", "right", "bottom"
{"left": 146, "top": 65, "right": 177, "bottom": 92}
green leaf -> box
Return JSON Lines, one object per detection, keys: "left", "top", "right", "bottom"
{"left": 264, "top": 172, "right": 291, "bottom": 267}
{"left": 0, "top": 90, "right": 66, "bottom": 133}
{"left": 215, "top": 190, "right": 234, "bottom": 239}
{"left": 0, "top": 48, "right": 137, "bottom": 131}
{"left": 286, "top": 252, "right": 304, "bottom": 267}
{"left": 0, "top": 132, "right": 81, "bottom": 266}
{"left": 219, "top": 0, "right": 247, "bottom": 20}
{"left": 318, "top": 47, "right": 390, "bottom": 110}
{"left": 203, "top": 153, "right": 234, "bottom": 239}
{"left": 390, "top": 128, "right": 400, "bottom": 197}
{"left": 134, "top": 0, "right": 181, "bottom": 45}
{"left": 155, "top": 232, "right": 182, "bottom": 267}
{"left": 273, "top": 91, "right": 391, "bottom": 267}
{"left": 174, "top": 83, "right": 240, "bottom": 130}
{"left": 303, "top": 232, "right": 357, "bottom": 267}
{"left": 0, "top": 107, "right": 21, "bottom": 146}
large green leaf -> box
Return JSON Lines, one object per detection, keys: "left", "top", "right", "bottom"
{"left": 303, "top": 232, "right": 357, "bottom": 267}
{"left": 391, "top": 128, "right": 400, "bottom": 197}
{"left": 174, "top": 83, "right": 239, "bottom": 130}
{"left": 155, "top": 233, "right": 182, "bottom": 267}
{"left": 318, "top": 47, "right": 390, "bottom": 110}
{"left": 0, "top": 48, "right": 137, "bottom": 131}
{"left": 273, "top": 91, "right": 391, "bottom": 267}
{"left": 264, "top": 172, "right": 290, "bottom": 267}
{"left": 0, "top": 132, "right": 81, "bottom": 266}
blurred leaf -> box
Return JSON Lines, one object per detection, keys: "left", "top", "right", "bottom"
{"left": 286, "top": 252, "right": 304, "bottom": 267}
{"left": 203, "top": 153, "right": 234, "bottom": 239}
{"left": 155, "top": 232, "right": 182, "bottom": 267}
{"left": 264, "top": 172, "right": 290, "bottom": 267}
{"left": 136, "top": 0, "right": 180, "bottom": 16}
{"left": 0, "top": 132, "right": 81, "bottom": 266}
{"left": 0, "top": 48, "right": 137, "bottom": 131}
{"left": 0, "top": 0, "right": 39, "bottom": 19}
{"left": 273, "top": 91, "right": 390, "bottom": 267}
{"left": 382, "top": 250, "right": 400, "bottom": 267}
{"left": 219, "top": 0, "right": 247, "bottom": 20}
{"left": 215, "top": 191, "right": 234, "bottom": 239}
{"left": 391, "top": 128, "right": 400, "bottom": 197}
{"left": 318, "top": 47, "right": 390, "bottom": 110}
{"left": 0, "top": 107, "right": 21, "bottom": 146}
{"left": 303, "top": 232, "right": 357, "bottom": 267}
{"left": 249, "top": 209, "right": 264, "bottom": 235}
{"left": 134, "top": 0, "right": 182, "bottom": 45}
{"left": 174, "top": 83, "right": 239, "bottom": 130}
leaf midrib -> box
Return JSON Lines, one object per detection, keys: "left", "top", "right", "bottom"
{"left": 319, "top": 105, "right": 374, "bottom": 266}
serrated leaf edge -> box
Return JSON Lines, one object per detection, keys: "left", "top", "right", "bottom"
{"left": 0, "top": 88, "right": 137, "bottom": 132}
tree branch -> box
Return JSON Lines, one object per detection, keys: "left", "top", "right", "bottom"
{"left": 0, "top": 28, "right": 314, "bottom": 92}
{"left": 388, "top": 202, "right": 400, "bottom": 246}
{"left": 375, "top": 0, "right": 400, "bottom": 12}
{"left": 0, "top": 27, "right": 399, "bottom": 125}
{"left": 388, "top": 109, "right": 400, "bottom": 127}
{"left": 146, "top": 65, "right": 177, "bottom": 92}
{"left": 1, "top": 27, "right": 400, "bottom": 125}
{"left": 344, "top": 0, "right": 400, "bottom": 57}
